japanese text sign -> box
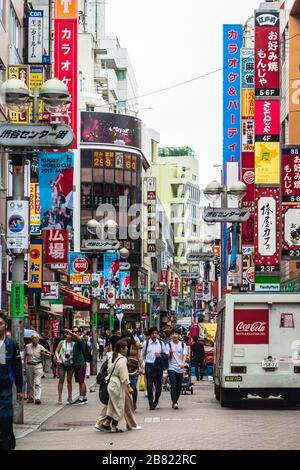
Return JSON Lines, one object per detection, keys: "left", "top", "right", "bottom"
{"left": 44, "top": 229, "right": 68, "bottom": 265}
{"left": 254, "top": 187, "right": 280, "bottom": 271}
{"left": 241, "top": 169, "right": 255, "bottom": 246}
{"left": 11, "top": 284, "right": 25, "bottom": 319}
{"left": 255, "top": 141, "right": 280, "bottom": 184}
{"left": 241, "top": 49, "right": 254, "bottom": 90}
{"left": 28, "top": 239, "right": 43, "bottom": 292}
{"left": 54, "top": 1, "right": 78, "bottom": 148}
{"left": 223, "top": 25, "right": 243, "bottom": 183}
{"left": 28, "top": 11, "right": 43, "bottom": 63}
{"left": 282, "top": 147, "right": 300, "bottom": 204}
{"left": 255, "top": 100, "right": 280, "bottom": 141}
{"left": 282, "top": 206, "right": 300, "bottom": 259}
{"left": 30, "top": 183, "right": 41, "bottom": 235}
{"left": 255, "top": 11, "right": 280, "bottom": 97}
{"left": 8, "top": 66, "right": 29, "bottom": 124}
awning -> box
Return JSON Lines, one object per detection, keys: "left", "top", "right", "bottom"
{"left": 60, "top": 286, "right": 91, "bottom": 308}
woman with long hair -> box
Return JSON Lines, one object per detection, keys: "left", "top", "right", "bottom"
{"left": 125, "top": 331, "right": 143, "bottom": 411}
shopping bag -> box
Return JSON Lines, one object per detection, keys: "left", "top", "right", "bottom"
{"left": 139, "top": 375, "right": 146, "bottom": 392}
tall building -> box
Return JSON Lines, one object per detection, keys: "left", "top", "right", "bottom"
{"left": 150, "top": 146, "right": 201, "bottom": 268}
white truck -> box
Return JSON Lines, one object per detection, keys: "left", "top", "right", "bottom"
{"left": 214, "top": 294, "right": 300, "bottom": 407}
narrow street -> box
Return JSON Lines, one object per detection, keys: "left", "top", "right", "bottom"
{"left": 15, "top": 378, "right": 300, "bottom": 451}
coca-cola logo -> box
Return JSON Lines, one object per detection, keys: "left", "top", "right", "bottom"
{"left": 236, "top": 321, "right": 266, "bottom": 333}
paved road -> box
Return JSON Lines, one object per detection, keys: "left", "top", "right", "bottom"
{"left": 16, "top": 379, "right": 300, "bottom": 450}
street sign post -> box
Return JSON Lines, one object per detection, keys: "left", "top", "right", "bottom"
{"left": 0, "top": 123, "right": 74, "bottom": 148}
{"left": 203, "top": 208, "right": 250, "bottom": 223}
{"left": 186, "top": 252, "right": 215, "bottom": 262}
{"left": 179, "top": 272, "right": 201, "bottom": 280}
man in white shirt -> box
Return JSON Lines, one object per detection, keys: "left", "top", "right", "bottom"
{"left": 142, "top": 327, "right": 166, "bottom": 410}
{"left": 165, "top": 328, "right": 188, "bottom": 409}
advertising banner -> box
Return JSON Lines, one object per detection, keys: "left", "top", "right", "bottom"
{"left": 7, "top": 200, "right": 29, "bottom": 251}
{"left": 255, "top": 141, "right": 280, "bottom": 184}
{"left": 119, "top": 271, "right": 132, "bottom": 300}
{"left": 8, "top": 66, "right": 29, "bottom": 123}
{"left": 80, "top": 112, "right": 142, "bottom": 149}
{"left": 223, "top": 25, "right": 243, "bottom": 183}
{"left": 172, "top": 276, "right": 179, "bottom": 297}
{"left": 11, "top": 284, "right": 25, "bottom": 318}
{"left": 146, "top": 177, "right": 157, "bottom": 256}
{"left": 234, "top": 309, "right": 269, "bottom": 344}
{"left": 104, "top": 252, "right": 120, "bottom": 290}
{"left": 241, "top": 49, "right": 254, "bottom": 89}
{"left": 241, "top": 169, "right": 255, "bottom": 246}
{"left": 0, "top": 246, "right": 1, "bottom": 310}
{"left": 282, "top": 147, "right": 300, "bottom": 204}
{"left": 30, "top": 183, "right": 41, "bottom": 235}
{"left": 242, "top": 119, "right": 254, "bottom": 152}
{"left": 255, "top": 100, "right": 280, "bottom": 140}
{"left": 44, "top": 229, "right": 68, "bottom": 265}
{"left": 28, "top": 11, "right": 43, "bottom": 63}
{"left": 29, "top": 66, "right": 44, "bottom": 121}
{"left": 54, "top": 0, "right": 78, "bottom": 147}
{"left": 39, "top": 152, "right": 74, "bottom": 230}
{"left": 41, "top": 282, "right": 59, "bottom": 300}
{"left": 28, "top": 239, "right": 43, "bottom": 292}
{"left": 69, "top": 252, "right": 90, "bottom": 285}
{"left": 254, "top": 187, "right": 280, "bottom": 272}
{"left": 242, "top": 90, "right": 255, "bottom": 118}
{"left": 255, "top": 11, "right": 280, "bottom": 97}
{"left": 282, "top": 206, "right": 300, "bottom": 259}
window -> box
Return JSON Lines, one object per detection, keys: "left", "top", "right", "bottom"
{"left": 86, "top": 104, "right": 95, "bottom": 111}
{"left": 116, "top": 70, "right": 127, "bottom": 80}
{"left": 10, "top": 6, "right": 21, "bottom": 53}
{"left": 192, "top": 175, "right": 196, "bottom": 181}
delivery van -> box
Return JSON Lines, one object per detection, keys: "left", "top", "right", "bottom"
{"left": 214, "top": 294, "right": 300, "bottom": 407}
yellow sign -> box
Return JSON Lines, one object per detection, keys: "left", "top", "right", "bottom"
{"left": 225, "top": 376, "right": 243, "bottom": 382}
{"left": 55, "top": 0, "right": 77, "bottom": 19}
{"left": 242, "top": 89, "right": 254, "bottom": 118}
{"left": 200, "top": 323, "right": 217, "bottom": 345}
{"left": 8, "top": 66, "right": 29, "bottom": 123}
{"left": 28, "top": 240, "right": 43, "bottom": 291}
{"left": 255, "top": 142, "right": 280, "bottom": 185}
{"left": 29, "top": 66, "right": 44, "bottom": 121}
{"left": 30, "top": 183, "right": 41, "bottom": 232}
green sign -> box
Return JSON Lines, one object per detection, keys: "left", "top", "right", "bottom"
{"left": 92, "top": 312, "right": 98, "bottom": 329}
{"left": 255, "top": 276, "right": 280, "bottom": 284}
{"left": 11, "top": 284, "right": 24, "bottom": 318}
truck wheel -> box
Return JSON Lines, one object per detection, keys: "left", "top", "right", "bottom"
{"left": 214, "top": 384, "right": 220, "bottom": 401}
{"left": 220, "top": 388, "right": 230, "bottom": 408}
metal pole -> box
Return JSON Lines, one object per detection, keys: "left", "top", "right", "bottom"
{"left": 109, "top": 305, "right": 115, "bottom": 331}
{"left": 91, "top": 257, "right": 98, "bottom": 375}
{"left": 11, "top": 153, "right": 25, "bottom": 425}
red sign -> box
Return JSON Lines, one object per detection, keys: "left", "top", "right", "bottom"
{"left": 255, "top": 100, "right": 280, "bottom": 138}
{"left": 234, "top": 309, "right": 269, "bottom": 344}
{"left": 282, "top": 147, "right": 300, "bottom": 204}
{"left": 255, "top": 12, "right": 280, "bottom": 97}
{"left": 242, "top": 151, "right": 254, "bottom": 169}
{"left": 241, "top": 169, "right": 255, "bottom": 245}
{"left": 73, "top": 257, "right": 89, "bottom": 274}
{"left": 161, "top": 270, "right": 167, "bottom": 284}
{"left": 44, "top": 229, "right": 68, "bottom": 265}
{"left": 54, "top": 7, "right": 78, "bottom": 148}
{"left": 172, "top": 277, "right": 179, "bottom": 297}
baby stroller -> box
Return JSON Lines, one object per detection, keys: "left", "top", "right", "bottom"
{"left": 181, "top": 365, "right": 194, "bottom": 395}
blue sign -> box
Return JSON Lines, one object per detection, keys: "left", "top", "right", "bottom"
{"left": 223, "top": 24, "right": 243, "bottom": 184}
{"left": 43, "top": 56, "right": 51, "bottom": 65}
{"left": 28, "top": 10, "right": 43, "bottom": 18}
{"left": 104, "top": 252, "right": 120, "bottom": 290}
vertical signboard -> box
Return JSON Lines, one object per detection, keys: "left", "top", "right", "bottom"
{"left": 44, "top": 229, "right": 68, "bottom": 265}
{"left": 223, "top": 25, "right": 242, "bottom": 184}
{"left": 146, "top": 177, "right": 157, "bottom": 257}
{"left": 28, "top": 10, "right": 43, "bottom": 64}
{"left": 8, "top": 66, "right": 29, "bottom": 123}
{"left": 29, "top": 66, "right": 44, "bottom": 121}
{"left": 28, "top": 239, "right": 43, "bottom": 292}
{"left": 254, "top": 187, "right": 280, "bottom": 273}
{"left": 6, "top": 200, "right": 29, "bottom": 251}
{"left": 11, "top": 284, "right": 25, "bottom": 318}
{"left": 241, "top": 169, "right": 255, "bottom": 245}
{"left": 119, "top": 271, "right": 132, "bottom": 299}
{"left": 104, "top": 252, "right": 120, "bottom": 290}
{"left": 30, "top": 183, "right": 41, "bottom": 235}
{"left": 54, "top": 0, "right": 78, "bottom": 148}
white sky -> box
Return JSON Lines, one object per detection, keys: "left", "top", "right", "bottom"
{"left": 106, "top": 0, "right": 260, "bottom": 187}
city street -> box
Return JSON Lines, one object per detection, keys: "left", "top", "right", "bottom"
{"left": 15, "top": 378, "right": 300, "bottom": 451}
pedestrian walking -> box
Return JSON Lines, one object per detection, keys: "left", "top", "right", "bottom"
{"left": 190, "top": 336, "right": 205, "bottom": 381}
{"left": 165, "top": 329, "right": 188, "bottom": 409}
{"left": 24, "top": 333, "right": 51, "bottom": 404}
{"left": 84, "top": 332, "right": 92, "bottom": 378}
{"left": 96, "top": 340, "right": 135, "bottom": 433}
{"left": 55, "top": 331, "right": 75, "bottom": 404}
{"left": 125, "top": 331, "right": 143, "bottom": 411}
{"left": 0, "top": 314, "right": 23, "bottom": 450}
{"left": 66, "top": 327, "right": 88, "bottom": 405}
{"left": 98, "top": 335, "right": 105, "bottom": 360}
{"left": 142, "top": 326, "right": 167, "bottom": 410}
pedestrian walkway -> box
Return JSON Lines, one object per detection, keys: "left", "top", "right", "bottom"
{"left": 14, "top": 372, "right": 97, "bottom": 439}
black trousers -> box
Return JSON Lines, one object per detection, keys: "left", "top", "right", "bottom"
{"left": 145, "top": 363, "right": 163, "bottom": 407}
{"left": 168, "top": 370, "right": 183, "bottom": 405}
{"left": 0, "top": 388, "right": 15, "bottom": 450}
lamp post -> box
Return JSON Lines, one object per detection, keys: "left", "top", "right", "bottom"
{"left": 0, "top": 77, "right": 71, "bottom": 424}
{"left": 203, "top": 180, "right": 247, "bottom": 296}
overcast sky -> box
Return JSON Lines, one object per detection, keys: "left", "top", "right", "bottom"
{"left": 106, "top": 0, "right": 260, "bottom": 187}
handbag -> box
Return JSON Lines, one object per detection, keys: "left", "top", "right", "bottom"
{"left": 138, "top": 375, "right": 146, "bottom": 392}
{"left": 99, "top": 357, "right": 122, "bottom": 405}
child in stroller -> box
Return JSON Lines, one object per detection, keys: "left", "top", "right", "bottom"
{"left": 181, "top": 365, "right": 194, "bottom": 395}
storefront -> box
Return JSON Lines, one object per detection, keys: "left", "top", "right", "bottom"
{"left": 98, "top": 299, "right": 149, "bottom": 332}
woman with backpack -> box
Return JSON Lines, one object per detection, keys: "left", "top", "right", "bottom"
{"left": 55, "top": 331, "right": 75, "bottom": 404}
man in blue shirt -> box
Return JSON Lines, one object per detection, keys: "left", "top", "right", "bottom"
{"left": 0, "top": 314, "right": 23, "bottom": 450}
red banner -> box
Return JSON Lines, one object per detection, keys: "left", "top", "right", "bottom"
{"left": 234, "top": 309, "right": 269, "bottom": 344}
{"left": 282, "top": 147, "right": 300, "bottom": 204}
{"left": 255, "top": 11, "right": 280, "bottom": 97}
{"left": 255, "top": 99, "right": 280, "bottom": 139}
{"left": 172, "top": 276, "right": 179, "bottom": 297}
{"left": 54, "top": 0, "right": 78, "bottom": 148}
{"left": 44, "top": 229, "right": 68, "bottom": 264}
{"left": 254, "top": 187, "right": 280, "bottom": 272}
{"left": 241, "top": 169, "right": 255, "bottom": 245}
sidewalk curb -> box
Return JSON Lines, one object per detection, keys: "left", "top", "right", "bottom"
{"left": 16, "top": 380, "right": 96, "bottom": 440}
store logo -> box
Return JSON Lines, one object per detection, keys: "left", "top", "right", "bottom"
{"left": 256, "top": 13, "right": 279, "bottom": 27}
{"left": 73, "top": 257, "right": 88, "bottom": 274}
{"left": 244, "top": 171, "right": 255, "bottom": 185}
{"left": 236, "top": 321, "right": 267, "bottom": 333}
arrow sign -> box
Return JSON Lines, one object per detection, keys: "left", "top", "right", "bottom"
{"left": 179, "top": 272, "right": 201, "bottom": 280}
{"left": 187, "top": 252, "right": 215, "bottom": 262}
{"left": 202, "top": 208, "right": 250, "bottom": 223}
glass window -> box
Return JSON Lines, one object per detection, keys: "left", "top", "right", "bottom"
{"left": 81, "top": 209, "right": 93, "bottom": 225}
{"left": 115, "top": 169, "right": 123, "bottom": 184}
{"left": 124, "top": 171, "right": 131, "bottom": 185}
{"left": 104, "top": 168, "right": 114, "bottom": 183}
{"left": 81, "top": 167, "right": 92, "bottom": 181}
{"left": 10, "top": 6, "right": 21, "bottom": 52}
{"left": 93, "top": 183, "right": 103, "bottom": 207}
{"left": 81, "top": 150, "right": 92, "bottom": 167}
{"left": 93, "top": 168, "right": 104, "bottom": 182}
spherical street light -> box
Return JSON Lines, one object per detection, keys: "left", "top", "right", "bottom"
{"left": 119, "top": 247, "right": 130, "bottom": 259}
{"left": 87, "top": 219, "right": 100, "bottom": 235}
{"left": 105, "top": 219, "right": 118, "bottom": 237}
{"left": 0, "top": 78, "right": 30, "bottom": 111}
{"left": 40, "top": 78, "right": 71, "bottom": 107}
{"left": 227, "top": 181, "right": 248, "bottom": 201}
{"left": 203, "top": 180, "right": 223, "bottom": 201}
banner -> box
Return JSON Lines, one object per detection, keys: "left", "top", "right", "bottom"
{"left": 282, "top": 147, "right": 300, "bottom": 204}
{"left": 69, "top": 252, "right": 90, "bottom": 285}
{"left": 30, "top": 183, "right": 41, "bottom": 235}
{"left": 41, "top": 282, "right": 59, "bottom": 300}
{"left": 104, "top": 252, "right": 120, "bottom": 290}
{"left": 146, "top": 177, "right": 157, "bottom": 256}
{"left": 28, "top": 239, "right": 43, "bottom": 292}
{"left": 255, "top": 142, "right": 280, "bottom": 184}
{"left": 28, "top": 11, "right": 43, "bottom": 63}
{"left": 44, "top": 229, "right": 68, "bottom": 265}
{"left": 172, "top": 276, "right": 179, "bottom": 297}
{"left": 255, "top": 11, "right": 280, "bottom": 97}
{"left": 7, "top": 200, "right": 29, "bottom": 251}
{"left": 242, "top": 90, "right": 255, "bottom": 118}
{"left": 39, "top": 152, "right": 74, "bottom": 230}
{"left": 234, "top": 309, "right": 269, "bottom": 344}
{"left": 54, "top": 0, "right": 78, "bottom": 147}
{"left": 119, "top": 271, "right": 132, "bottom": 300}
{"left": 223, "top": 25, "right": 243, "bottom": 183}
{"left": 254, "top": 187, "right": 280, "bottom": 273}
{"left": 255, "top": 100, "right": 280, "bottom": 140}
{"left": 282, "top": 206, "right": 300, "bottom": 259}
{"left": 241, "top": 169, "right": 255, "bottom": 245}
{"left": 81, "top": 112, "right": 142, "bottom": 149}
{"left": 11, "top": 284, "right": 25, "bottom": 318}
{"left": 242, "top": 119, "right": 254, "bottom": 152}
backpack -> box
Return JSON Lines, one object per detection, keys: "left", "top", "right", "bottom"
{"left": 97, "top": 357, "right": 122, "bottom": 405}
{"left": 145, "top": 339, "right": 169, "bottom": 371}
{"left": 83, "top": 341, "right": 93, "bottom": 363}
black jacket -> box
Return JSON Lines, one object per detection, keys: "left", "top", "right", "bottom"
{"left": 190, "top": 342, "right": 205, "bottom": 363}
{"left": 0, "top": 337, "right": 23, "bottom": 392}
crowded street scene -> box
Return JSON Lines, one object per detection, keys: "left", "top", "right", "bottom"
{"left": 1, "top": 0, "right": 300, "bottom": 458}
